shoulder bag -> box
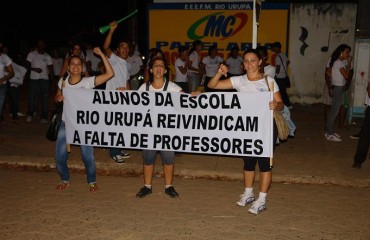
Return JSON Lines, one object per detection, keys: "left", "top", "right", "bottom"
{"left": 264, "top": 75, "right": 289, "bottom": 140}
{"left": 46, "top": 79, "right": 65, "bottom": 141}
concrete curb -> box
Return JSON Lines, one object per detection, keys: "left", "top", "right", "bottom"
{"left": 1, "top": 156, "right": 369, "bottom": 188}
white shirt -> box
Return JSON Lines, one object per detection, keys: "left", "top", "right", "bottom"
{"left": 230, "top": 74, "right": 279, "bottom": 93}
{"left": 139, "top": 81, "right": 182, "bottom": 92}
{"left": 86, "top": 49, "right": 101, "bottom": 72}
{"left": 127, "top": 55, "right": 143, "bottom": 76}
{"left": 226, "top": 56, "right": 243, "bottom": 75}
{"left": 202, "top": 55, "right": 224, "bottom": 77}
{"left": 274, "top": 53, "right": 289, "bottom": 78}
{"left": 26, "top": 50, "right": 53, "bottom": 79}
{"left": 0, "top": 53, "right": 12, "bottom": 83}
{"left": 106, "top": 53, "right": 130, "bottom": 90}
{"left": 264, "top": 65, "right": 276, "bottom": 79}
{"left": 188, "top": 51, "right": 200, "bottom": 73}
{"left": 331, "top": 59, "right": 346, "bottom": 86}
{"left": 57, "top": 76, "right": 96, "bottom": 121}
{"left": 174, "top": 58, "right": 188, "bottom": 83}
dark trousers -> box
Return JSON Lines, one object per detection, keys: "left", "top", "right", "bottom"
{"left": 354, "top": 106, "right": 370, "bottom": 165}
{"left": 8, "top": 86, "right": 20, "bottom": 120}
{"left": 275, "top": 77, "right": 291, "bottom": 107}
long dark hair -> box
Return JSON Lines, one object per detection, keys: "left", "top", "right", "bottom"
{"left": 329, "top": 44, "right": 351, "bottom": 68}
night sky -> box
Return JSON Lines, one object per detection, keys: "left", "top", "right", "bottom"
{"left": 0, "top": 0, "right": 152, "bottom": 56}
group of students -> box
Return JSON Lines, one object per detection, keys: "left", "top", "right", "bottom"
{"left": 51, "top": 28, "right": 299, "bottom": 215}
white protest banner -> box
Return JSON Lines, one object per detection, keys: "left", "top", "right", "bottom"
{"left": 63, "top": 88, "right": 273, "bottom": 157}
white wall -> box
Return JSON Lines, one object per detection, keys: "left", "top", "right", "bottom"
{"left": 289, "top": 3, "right": 357, "bottom": 104}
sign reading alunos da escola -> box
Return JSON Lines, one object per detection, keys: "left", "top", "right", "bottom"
{"left": 148, "top": 2, "right": 289, "bottom": 69}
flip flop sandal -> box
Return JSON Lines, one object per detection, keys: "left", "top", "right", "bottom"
{"left": 56, "top": 182, "right": 69, "bottom": 191}
{"left": 89, "top": 183, "right": 99, "bottom": 193}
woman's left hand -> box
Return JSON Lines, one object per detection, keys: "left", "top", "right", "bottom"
{"left": 116, "top": 87, "right": 126, "bottom": 91}
{"left": 269, "top": 101, "right": 278, "bottom": 110}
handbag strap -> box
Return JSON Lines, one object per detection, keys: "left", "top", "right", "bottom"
{"left": 277, "top": 55, "right": 288, "bottom": 76}
{"left": 264, "top": 75, "right": 271, "bottom": 92}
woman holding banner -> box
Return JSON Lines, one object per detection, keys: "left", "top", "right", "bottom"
{"left": 54, "top": 47, "right": 114, "bottom": 192}
{"left": 136, "top": 57, "right": 183, "bottom": 198}
{"left": 208, "top": 48, "right": 283, "bottom": 215}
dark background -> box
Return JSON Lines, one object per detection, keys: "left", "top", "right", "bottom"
{"left": 0, "top": 0, "right": 153, "bottom": 57}
{"left": 0, "top": 0, "right": 367, "bottom": 58}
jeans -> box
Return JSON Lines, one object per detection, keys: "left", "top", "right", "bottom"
{"left": 326, "top": 86, "right": 345, "bottom": 135}
{"left": 142, "top": 150, "right": 175, "bottom": 165}
{"left": 55, "top": 121, "right": 96, "bottom": 184}
{"left": 27, "top": 79, "right": 50, "bottom": 120}
{"left": 354, "top": 106, "right": 370, "bottom": 165}
{"left": 188, "top": 72, "right": 201, "bottom": 92}
{"left": 0, "top": 83, "right": 7, "bottom": 120}
{"left": 280, "top": 105, "right": 296, "bottom": 136}
{"left": 8, "top": 86, "right": 20, "bottom": 120}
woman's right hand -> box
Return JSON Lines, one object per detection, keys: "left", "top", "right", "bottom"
{"left": 55, "top": 94, "right": 64, "bottom": 103}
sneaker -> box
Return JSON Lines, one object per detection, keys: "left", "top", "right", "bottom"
{"left": 326, "top": 134, "right": 342, "bottom": 142}
{"left": 17, "top": 112, "right": 26, "bottom": 117}
{"left": 111, "top": 155, "right": 126, "bottom": 163}
{"left": 350, "top": 133, "right": 360, "bottom": 140}
{"left": 236, "top": 193, "right": 255, "bottom": 207}
{"left": 325, "top": 133, "right": 341, "bottom": 138}
{"left": 136, "top": 186, "right": 152, "bottom": 198}
{"left": 41, "top": 119, "right": 48, "bottom": 124}
{"left": 121, "top": 151, "right": 131, "bottom": 158}
{"left": 165, "top": 186, "right": 179, "bottom": 198}
{"left": 26, "top": 116, "right": 32, "bottom": 122}
{"left": 248, "top": 200, "right": 266, "bottom": 215}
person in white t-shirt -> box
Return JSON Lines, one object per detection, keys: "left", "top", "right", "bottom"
{"left": 174, "top": 46, "right": 189, "bottom": 93}
{"left": 325, "top": 44, "right": 352, "bottom": 142}
{"left": 226, "top": 46, "right": 243, "bottom": 77}
{"left": 0, "top": 44, "right": 14, "bottom": 123}
{"left": 54, "top": 47, "right": 114, "bottom": 193}
{"left": 202, "top": 45, "right": 225, "bottom": 92}
{"left": 103, "top": 20, "right": 132, "bottom": 162}
{"left": 208, "top": 48, "right": 283, "bottom": 215}
{"left": 127, "top": 42, "right": 144, "bottom": 90}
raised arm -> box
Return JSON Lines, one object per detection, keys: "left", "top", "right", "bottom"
{"left": 103, "top": 21, "right": 118, "bottom": 58}
{"left": 94, "top": 47, "right": 114, "bottom": 86}
{"left": 207, "top": 64, "right": 233, "bottom": 89}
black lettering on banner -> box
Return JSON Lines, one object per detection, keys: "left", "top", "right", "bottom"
{"left": 190, "top": 136, "right": 200, "bottom": 151}
{"left": 232, "top": 138, "right": 242, "bottom": 154}
{"left": 73, "top": 130, "right": 81, "bottom": 144}
{"left": 84, "top": 131, "right": 125, "bottom": 146}
{"left": 143, "top": 110, "right": 153, "bottom": 127}
{"left": 105, "top": 111, "right": 124, "bottom": 126}
{"left": 155, "top": 92, "right": 174, "bottom": 106}
{"left": 253, "top": 139, "right": 263, "bottom": 155}
{"left": 210, "top": 138, "right": 220, "bottom": 152}
{"left": 131, "top": 133, "right": 148, "bottom": 148}
{"left": 92, "top": 91, "right": 102, "bottom": 104}
{"left": 77, "top": 110, "right": 99, "bottom": 125}
{"left": 179, "top": 93, "right": 241, "bottom": 109}
{"left": 93, "top": 90, "right": 150, "bottom": 105}
{"left": 243, "top": 139, "right": 253, "bottom": 154}
{"left": 200, "top": 137, "right": 210, "bottom": 152}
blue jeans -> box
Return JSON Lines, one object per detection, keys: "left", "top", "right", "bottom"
{"left": 27, "top": 79, "right": 50, "bottom": 119}
{"left": 188, "top": 72, "right": 201, "bottom": 92}
{"left": 0, "top": 83, "right": 7, "bottom": 120}
{"left": 326, "top": 86, "right": 345, "bottom": 135}
{"left": 55, "top": 121, "right": 96, "bottom": 184}
{"left": 280, "top": 105, "right": 296, "bottom": 136}
{"left": 142, "top": 150, "right": 175, "bottom": 165}
{"left": 8, "top": 86, "right": 20, "bottom": 120}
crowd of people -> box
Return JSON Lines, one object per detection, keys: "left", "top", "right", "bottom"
{"left": 1, "top": 28, "right": 368, "bottom": 215}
